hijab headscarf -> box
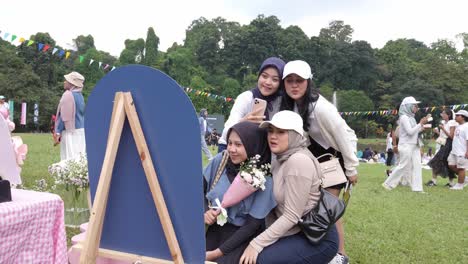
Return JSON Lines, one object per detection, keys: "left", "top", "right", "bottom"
{"left": 225, "top": 121, "right": 271, "bottom": 181}
{"left": 275, "top": 130, "right": 310, "bottom": 164}
{"left": 398, "top": 102, "right": 417, "bottom": 127}
{"left": 251, "top": 57, "right": 286, "bottom": 119}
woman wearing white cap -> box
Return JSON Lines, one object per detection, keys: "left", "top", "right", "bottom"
{"left": 54, "top": 71, "right": 86, "bottom": 160}
{"left": 278, "top": 60, "right": 358, "bottom": 263}
{"left": 240, "top": 110, "right": 338, "bottom": 264}
{"left": 382, "top": 96, "right": 428, "bottom": 192}
{"left": 448, "top": 110, "right": 468, "bottom": 190}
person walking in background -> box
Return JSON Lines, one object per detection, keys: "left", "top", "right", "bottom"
{"left": 217, "top": 57, "right": 285, "bottom": 153}
{"left": 199, "top": 108, "right": 213, "bottom": 161}
{"left": 386, "top": 128, "right": 395, "bottom": 176}
{"left": 448, "top": 110, "right": 468, "bottom": 190}
{"left": 54, "top": 72, "right": 86, "bottom": 161}
{"left": 426, "top": 109, "right": 458, "bottom": 187}
{"left": 382, "top": 96, "right": 428, "bottom": 192}
{"left": 278, "top": 60, "right": 358, "bottom": 264}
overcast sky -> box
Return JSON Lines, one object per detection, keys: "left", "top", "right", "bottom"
{"left": 1, "top": 0, "right": 467, "bottom": 56}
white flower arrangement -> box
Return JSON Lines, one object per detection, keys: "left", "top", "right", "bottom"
{"left": 48, "top": 153, "right": 89, "bottom": 193}
{"left": 239, "top": 154, "right": 271, "bottom": 191}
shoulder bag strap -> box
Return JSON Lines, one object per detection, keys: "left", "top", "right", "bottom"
{"left": 210, "top": 150, "right": 229, "bottom": 191}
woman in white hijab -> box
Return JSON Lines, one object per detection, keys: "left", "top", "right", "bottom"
{"left": 382, "top": 97, "right": 428, "bottom": 192}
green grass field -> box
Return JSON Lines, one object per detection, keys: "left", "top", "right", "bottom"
{"left": 13, "top": 133, "right": 468, "bottom": 263}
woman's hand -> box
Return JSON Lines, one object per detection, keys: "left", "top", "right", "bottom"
{"left": 206, "top": 248, "right": 223, "bottom": 261}
{"left": 242, "top": 113, "right": 265, "bottom": 123}
{"left": 240, "top": 244, "right": 259, "bottom": 264}
{"left": 53, "top": 134, "right": 61, "bottom": 146}
{"left": 204, "top": 209, "right": 220, "bottom": 225}
{"left": 393, "top": 145, "right": 398, "bottom": 154}
{"left": 242, "top": 108, "right": 265, "bottom": 123}
{"left": 419, "top": 117, "right": 428, "bottom": 125}
{"left": 348, "top": 174, "right": 358, "bottom": 185}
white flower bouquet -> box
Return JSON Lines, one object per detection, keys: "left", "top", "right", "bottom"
{"left": 238, "top": 154, "right": 271, "bottom": 191}
{"left": 211, "top": 154, "right": 271, "bottom": 225}
{"left": 48, "top": 153, "right": 89, "bottom": 196}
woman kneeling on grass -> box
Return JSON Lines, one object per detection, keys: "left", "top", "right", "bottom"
{"left": 240, "top": 111, "right": 338, "bottom": 264}
{"left": 203, "top": 121, "right": 276, "bottom": 263}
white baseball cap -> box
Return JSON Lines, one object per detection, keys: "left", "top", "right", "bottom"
{"left": 259, "top": 110, "right": 304, "bottom": 136}
{"left": 455, "top": 110, "right": 468, "bottom": 118}
{"left": 401, "top": 96, "right": 421, "bottom": 105}
{"left": 282, "top": 60, "right": 313, "bottom": 80}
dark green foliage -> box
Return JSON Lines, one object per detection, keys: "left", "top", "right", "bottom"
{"left": 1, "top": 18, "right": 467, "bottom": 136}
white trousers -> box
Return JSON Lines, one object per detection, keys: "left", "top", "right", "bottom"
{"left": 61, "top": 128, "right": 86, "bottom": 161}
{"left": 384, "top": 144, "right": 423, "bottom": 192}
{"left": 201, "top": 135, "right": 213, "bottom": 160}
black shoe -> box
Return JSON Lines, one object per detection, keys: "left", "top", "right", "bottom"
{"left": 426, "top": 180, "right": 436, "bottom": 187}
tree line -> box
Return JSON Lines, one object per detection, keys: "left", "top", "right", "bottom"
{"left": 0, "top": 15, "right": 467, "bottom": 137}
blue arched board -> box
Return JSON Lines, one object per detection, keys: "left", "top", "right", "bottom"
{"left": 85, "top": 65, "right": 205, "bottom": 263}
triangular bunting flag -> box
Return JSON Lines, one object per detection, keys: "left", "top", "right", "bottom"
{"left": 37, "top": 43, "right": 44, "bottom": 51}
{"left": 98, "top": 61, "right": 102, "bottom": 68}
{"left": 11, "top": 35, "right": 17, "bottom": 42}
{"left": 58, "top": 50, "right": 65, "bottom": 58}
{"left": 79, "top": 56, "right": 84, "bottom": 63}
{"left": 4, "top": 33, "right": 10, "bottom": 40}
{"left": 111, "top": 66, "right": 116, "bottom": 71}
{"left": 27, "top": 40, "right": 34, "bottom": 46}
{"left": 43, "top": 44, "right": 50, "bottom": 52}
{"left": 104, "top": 64, "right": 110, "bottom": 70}
{"left": 89, "top": 59, "right": 94, "bottom": 66}
{"left": 65, "top": 51, "right": 71, "bottom": 59}
{"left": 19, "top": 37, "right": 25, "bottom": 43}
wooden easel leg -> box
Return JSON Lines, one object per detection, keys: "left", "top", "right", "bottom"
{"left": 123, "top": 92, "right": 184, "bottom": 264}
{"left": 80, "top": 92, "right": 127, "bottom": 264}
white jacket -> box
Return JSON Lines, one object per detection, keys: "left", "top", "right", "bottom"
{"left": 304, "top": 95, "right": 359, "bottom": 177}
{"left": 397, "top": 115, "right": 422, "bottom": 145}
{"left": 219, "top": 91, "right": 281, "bottom": 144}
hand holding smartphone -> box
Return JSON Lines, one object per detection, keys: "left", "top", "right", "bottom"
{"left": 244, "top": 98, "right": 267, "bottom": 123}
{"left": 252, "top": 98, "right": 267, "bottom": 115}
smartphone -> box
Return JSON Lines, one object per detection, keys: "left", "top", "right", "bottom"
{"left": 252, "top": 98, "right": 267, "bottom": 115}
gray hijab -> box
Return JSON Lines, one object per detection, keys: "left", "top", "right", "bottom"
{"left": 276, "top": 130, "right": 311, "bottom": 164}
{"left": 399, "top": 103, "right": 417, "bottom": 127}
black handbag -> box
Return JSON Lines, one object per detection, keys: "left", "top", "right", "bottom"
{"left": 298, "top": 188, "right": 346, "bottom": 244}
{"left": 0, "top": 177, "right": 12, "bottom": 203}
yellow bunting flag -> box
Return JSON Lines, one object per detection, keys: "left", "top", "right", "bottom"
{"left": 65, "top": 51, "right": 71, "bottom": 59}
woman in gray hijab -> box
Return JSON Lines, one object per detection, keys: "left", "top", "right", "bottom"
{"left": 383, "top": 96, "right": 428, "bottom": 192}
{"left": 240, "top": 111, "right": 338, "bottom": 264}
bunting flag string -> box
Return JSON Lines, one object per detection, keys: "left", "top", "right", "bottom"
{"left": 183, "top": 87, "right": 235, "bottom": 103}
{"left": 339, "top": 104, "right": 468, "bottom": 118}
{"left": 1, "top": 29, "right": 116, "bottom": 73}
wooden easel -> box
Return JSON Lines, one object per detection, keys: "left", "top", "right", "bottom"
{"left": 74, "top": 92, "right": 214, "bottom": 264}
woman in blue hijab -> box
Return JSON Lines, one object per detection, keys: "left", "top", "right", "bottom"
{"left": 204, "top": 121, "right": 276, "bottom": 263}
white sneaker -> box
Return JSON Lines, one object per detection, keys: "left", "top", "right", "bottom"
{"left": 382, "top": 183, "right": 392, "bottom": 191}
{"left": 450, "top": 183, "right": 464, "bottom": 190}
{"left": 329, "top": 253, "right": 349, "bottom": 264}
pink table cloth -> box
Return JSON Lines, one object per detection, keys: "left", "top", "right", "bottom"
{"left": 0, "top": 189, "right": 67, "bottom": 264}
